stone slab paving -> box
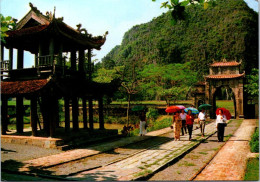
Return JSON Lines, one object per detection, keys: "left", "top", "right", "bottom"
{"left": 67, "top": 122, "right": 217, "bottom": 181}
{"left": 194, "top": 119, "right": 257, "bottom": 181}
{"left": 18, "top": 127, "right": 173, "bottom": 172}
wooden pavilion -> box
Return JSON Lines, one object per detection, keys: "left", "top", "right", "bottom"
{"left": 1, "top": 3, "right": 120, "bottom": 137}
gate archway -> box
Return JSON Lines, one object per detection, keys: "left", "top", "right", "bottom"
{"left": 204, "top": 60, "right": 244, "bottom": 119}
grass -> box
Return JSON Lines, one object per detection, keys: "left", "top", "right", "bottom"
{"left": 216, "top": 100, "right": 234, "bottom": 115}
{"left": 179, "top": 161, "right": 196, "bottom": 167}
{"left": 249, "top": 127, "right": 259, "bottom": 153}
{"left": 244, "top": 157, "right": 259, "bottom": 181}
{"left": 198, "top": 152, "right": 208, "bottom": 155}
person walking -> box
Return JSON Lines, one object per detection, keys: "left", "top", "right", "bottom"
{"left": 186, "top": 110, "right": 194, "bottom": 141}
{"left": 198, "top": 109, "right": 207, "bottom": 137}
{"left": 173, "top": 111, "right": 182, "bottom": 141}
{"left": 216, "top": 109, "right": 227, "bottom": 142}
{"left": 180, "top": 109, "right": 187, "bottom": 136}
{"left": 139, "top": 111, "right": 147, "bottom": 136}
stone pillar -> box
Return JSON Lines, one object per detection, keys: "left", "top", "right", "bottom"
{"left": 71, "top": 51, "right": 76, "bottom": 71}
{"left": 98, "top": 97, "right": 104, "bottom": 130}
{"left": 82, "top": 97, "right": 88, "bottom": 129}
{"left": 88, "top": 49, "right": 92, "bottom": 80}
{"left": 30, "top": 97, "right": 38, "bottom": 136}
{"left": 64, "top": 97, "right": 70, "bottom": 132}
{"left": 16, "top": 97, "right": 24, "bottom": 133}
{"left": 8, "top": 48, "right": 13, "bottom": 71}
{"left": 88, "top": 98, "right": 94, "bottom": 130}
{"left": 78, "top": 49, "right": 85, "bottom": 73}
{"left": 1, "top": 97, "right": 8, "bottom": 135}
{"left": 17, "top": 49, "right": 24, "bottom": 69}
{"left": 72, "top": 97, "right": 79, "bottom": 131}
{"left": 239, "top": 83, "right": 244, "bottom": 118}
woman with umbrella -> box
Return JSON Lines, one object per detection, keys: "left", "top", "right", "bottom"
{"left": 186, "top": 109, "right": 195, "bottom": 141}
{"left": 166, "top": 106, "right": 182, "bottom": 141}
{"left": 216, "top": 108, "right": 229, "bottom": 142}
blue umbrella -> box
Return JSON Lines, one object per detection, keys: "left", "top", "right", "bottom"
{"left": 184, "top": 107, "right": 199, "bottom": 114}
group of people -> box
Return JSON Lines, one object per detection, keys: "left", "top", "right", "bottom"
{"left": 172, "top": 108, "right": 227, "bottom": 142}
{"left": 138, "top": 108, "right": 228, "bottom": 142}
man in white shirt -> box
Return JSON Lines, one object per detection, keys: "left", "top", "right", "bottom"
{"left": 198, "top": 109, "right": 207, "bottom": 137}
{"left": 180, "top": 109, "right": 187, "bottom": 136}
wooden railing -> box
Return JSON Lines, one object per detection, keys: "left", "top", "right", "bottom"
{"left": 0, "top": 60, "right": 9, "bottom": 70}
{"left": 36, "top": 55, "right": 66, "bottom": 75}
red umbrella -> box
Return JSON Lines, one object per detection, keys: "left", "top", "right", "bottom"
{"left": 165, "top": 106, "right": 181, "bottom": 113}
{"left": 216, "top": 108, "right": 231, "bottom": 120}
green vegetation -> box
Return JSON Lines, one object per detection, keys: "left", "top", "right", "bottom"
{"left": 96, "top": 0, "right": 257, "bottom": 103}
{"left": 249, "top": 128, "right": 259, "bottom": 153}
{"left": 244, "top": 157, "right": 259, "bottom": 181}
{"left": 198, "top": 151, "right": 208, "bottom": 155}
{"left": 0, "top": 14, "right": 17, "bottom": 42}
{"left": 244, "top": 68, "right": 259, "bottom": 97}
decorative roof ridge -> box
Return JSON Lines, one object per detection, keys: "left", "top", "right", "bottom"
{"left": 210, "top": 60, "right": 241, "bottom": 67}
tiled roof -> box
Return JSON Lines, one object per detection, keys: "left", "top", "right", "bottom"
{"left": 1, "top": 79, "right": 49, "bottom": 95}
{"left": 210, "top": 61, "right": 241, "bottom": 67}
{"left": 7, "top": 25, "right": 48, "bottom": 37}
{"left": 205, "top": 73, "right": 245, "bottom": 79}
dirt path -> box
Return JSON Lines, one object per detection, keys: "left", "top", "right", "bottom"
{"left": 148, "top": 119, "right": 243, "bottom": 181}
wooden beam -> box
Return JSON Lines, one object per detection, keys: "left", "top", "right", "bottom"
{"left": 1, "top": 97, "right": 8, "bottom": 135}
{"left": 98, "top": 97, "right": 104, "bottom": 130}
{"left": 64, "top": 97, "right": 70, "bottom": 132}
{"left": 72, "top": 97, "right": 79, "bottom": 131}
{"left": 82, "top": 97, "right": 88, "bottom": 129}
{"left": 16, "top": 97, "right": 24, "bottom": 133}
{"left": 17, "top": 49, "right": 24, "bottom": 69}
{"left": 88, "top": 98, "right": 94, "bottom": 130}
{"left": 30, "top": 97, "right": 38, "bottom": 136}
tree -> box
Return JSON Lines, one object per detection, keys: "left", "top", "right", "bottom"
{"left": 1, "top": 14, "right": 17, "bottom": 43}
{"left": 244, "top": 68, "right": 259, "bottom": 97}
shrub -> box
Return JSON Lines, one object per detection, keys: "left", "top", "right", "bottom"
{"left": 250, "top": 128, "right": 259, "bottom": 153}
{"left": 146, "top": 108, "right": 159, "bottom": 122}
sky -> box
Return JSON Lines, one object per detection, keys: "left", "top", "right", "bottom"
{"left": 1, "top": 0, "right": 258, "bottom": 68}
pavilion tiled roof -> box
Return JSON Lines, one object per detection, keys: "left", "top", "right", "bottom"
{"left": 205, "top": 73, "right": 245, "bottom": 79}
{"left": 7, "top": 25, "right": 48, "bottom": 37}
{"left": 210, "top": 61, "right": 241, "bottom": 67}
{"left": 1, "top": 79, "right": 49, "bottom": 96}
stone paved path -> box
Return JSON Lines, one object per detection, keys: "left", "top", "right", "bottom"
{"left": 194, "top": 119, "right": 257, "bottom": 181}
{"left": 67, "top": 122, "right": 217, "bottom": 181}
{"left": 19, "top": 127, "right": 173, "bottom": 171}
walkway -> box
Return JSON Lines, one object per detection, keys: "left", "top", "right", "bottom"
{"left": 194, "top": 119, "right": 257, "bottom": 181}
{"left": 66, "top": 122, "right": 217, "bottom": 181}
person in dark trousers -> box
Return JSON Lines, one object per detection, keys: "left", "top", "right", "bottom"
{"left": 198, "top": 109, "right": 207, "bottom": 137}
{"left": 180, "top": 109, "right": 187, "bottom": 136}
{"left": 186, "top": 110, "right": 194, "bottom": 141}
{"left": 216, "top": 109, "right": 227, "bottom": 142}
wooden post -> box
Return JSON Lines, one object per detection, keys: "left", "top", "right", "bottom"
{"left": 30, "top": 97, "right": 38, "bottom": 136}
{"left": 16, "top": 97, "right": 24, "bottom": 133}
{"left": 64, "top": 97, "right": 70, "bottom": 132}
{"left": 58, "top": 43, "right": 63, "bottom": 66}
{"left": 78, "top": 49, "right": 85, "bottom": 73}
{"left": 98, "top": 97, "right": 104, "bottom": 130}
{"left": 1, "top": 97, "right": 8, "bottom": 135}
{"left": 71, "top": 51, "right": 76, "bottom": 71}
{"left": 82, "top": 97, "right": 88, "bottom": 129}
{"left": 49, "top": 97, "right": 57, "bottom": 137}
{"left": 72, "top": 97, "right": 79, "bottom": 131}
{"left": 34, "top": 53, "right": 38, "bottom": 67}
{"left": 1, "top": 44, "right": 4, "bottom": 62}
{"left": 8, "top": 48, "right": 13, "bottom": 71}
{"left": 88, "top": 49, "right": 92, "bottom": 80}
{"left": 17, "top": 49, "right": 24, "bottom": 69}
{"left": 88, "top": 98, "right": 94, "bottom": 130}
